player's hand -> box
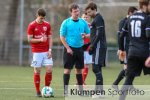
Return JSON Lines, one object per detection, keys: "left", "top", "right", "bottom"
{"left": 47, "top": 51, "right": 52, "bottom": 59}
{"left": 118, "top": 50, "right": 126, "bottom": 61}
{"left": 67, "top": 47, "right": 73, "bottom": 55}
{"left": 89, "top": 47, "right": 94, "bottom": 55}
{"left": 81, "top": 33, "right": 86, "bottom": 39}
{"left": 40, "top": 36, "right": 47, "bottom": 42}
{"left": 145, "top": 57, "right": 150, "bottom": 68}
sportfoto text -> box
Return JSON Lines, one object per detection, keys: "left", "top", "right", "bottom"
{"left": 70, "top": 89, "right": 145, "bottom": 96}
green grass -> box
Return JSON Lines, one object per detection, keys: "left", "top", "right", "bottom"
{"left": 0, "top": 62, "right": 150, "bottom": 100}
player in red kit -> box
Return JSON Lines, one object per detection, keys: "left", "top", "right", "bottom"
{"left": 81, "top": 12, "right": 92, "bottom": 85}
{"left": 27, "top": 8, "right": 53, "bottom": 97}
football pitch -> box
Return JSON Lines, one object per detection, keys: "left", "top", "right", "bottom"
{"left": 0, "top": 62, "right": 150, "bottom": 100}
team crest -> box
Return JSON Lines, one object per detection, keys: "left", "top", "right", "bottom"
{"left": 43, "top": 26, "right": 47, "bottom": 31}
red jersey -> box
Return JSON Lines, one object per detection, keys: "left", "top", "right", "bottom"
{"left": 27, "top": 20, "right": 52, "bottom": 52}
{"left": 84, "top": 23, "right": 90, "bottom": 51}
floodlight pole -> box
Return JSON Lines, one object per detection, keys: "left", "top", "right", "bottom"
{"left": 19, "top": 0, "right": 24, "bottom": 66}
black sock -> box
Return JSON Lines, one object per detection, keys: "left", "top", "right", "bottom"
{"left": 95, "top": 72, "right": 103, "bottom": 91}
{"left": 76, "top": 74, "right": 83, "bottom": 85}
{"left": 119, "top": 75, "right": 135, "bottom": 100}
{"left": 63, "top": 74, "right": 70, "bottom": 94}
{"left": 113, "top": 69, "right": 125, "bottom": 85}
{"left": 76, "top": 74, "right": 83, "bottom": 92}
{"left": 95, "top": 72, "right": 103, "bottom": 85}
{"left": 92, "top": 64, "right": 103, "bottom": 92}
{"left": 124, "top": 75, "right": 134, "bottom": 85}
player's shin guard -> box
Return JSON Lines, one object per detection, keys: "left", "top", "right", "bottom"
{"left": 34, "top": 73, "right": 40, "bottom": 93}
{"left": 45, "top": 72, "right": 52, "bottom": 86}
{"left": 82, "top": 67, "right": 88, "bottom": 84}
{"left": 113, "top": 69, "right": 125, "bottom": 85}
{"left": 63, "top": 74, "right": 70, "bottom": 95}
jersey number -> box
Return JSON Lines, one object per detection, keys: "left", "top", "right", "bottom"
{"left": 130, "top": 20, "right": 141, "bottom": 37}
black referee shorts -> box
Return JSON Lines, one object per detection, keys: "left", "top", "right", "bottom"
{"left": 63, "top": 46, "right": 84, "bottom": 69}
{"left": 126, "top": 56, "right": 150, "bottom": 77}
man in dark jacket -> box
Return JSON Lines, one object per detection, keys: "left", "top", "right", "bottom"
{"left": 85, "top": 2, "right": 107, "bottom": 98}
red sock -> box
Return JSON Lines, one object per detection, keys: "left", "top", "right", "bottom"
{"left": 34, "top": 73, "right": 40, "bottom": 93}
{"left": 45, "top": 72, "right": 52, "bottom": 86}
{"left": 82, "top": 67, "right": 89, "bottom": 84}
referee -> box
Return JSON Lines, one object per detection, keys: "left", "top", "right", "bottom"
{"left": 60, "top": 3, "right": 90, "bottom": 96}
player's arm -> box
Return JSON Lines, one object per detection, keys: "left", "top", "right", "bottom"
{"left": 117, "top": 19, "right": 125, "bottom": 47}
{"left": 117, "top": 20, "right": 125, "bottom": 61}
{"left": 46, "top": 23, "right": 53, "bottom": 58}
{"left": 82, "top": 33, "right": 90, "bottom": 39}
{"left": 90, "top": 16, "right": 105, "bottom": 48}
{"left": 119, "top": 20, "right": 128, "bottom": 51}
{"left": 48, "top": 35, "right": 52, "bottom": 50}
{"left": 145, "top": 57, "right": 150, "bottom": 67}
{"left": 118, "top": 20, "right": 128, "bottom": 61}
{"left": 27, "top": 35, "right": 46, "bottom": 43}
{"left": 145, "top": 16, "right": 150, "bottom": 67}
{"left": 47, "top": 34, "right": 53, "bottom": 58}
{"left": 146, "top": 22, "right": 150, "bottom": 38}
{"left": 48, "top": 25, "right": 53, "bottom": 50}
{"left": 146, "top": 16, "right": 150, "bottom": 39}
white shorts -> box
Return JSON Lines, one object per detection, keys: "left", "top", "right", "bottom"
{"left": 84, "top": 51, "right": 92, "bottom": 64}
{"left": 31, "top": 52, "right": 53, "bottom": 67}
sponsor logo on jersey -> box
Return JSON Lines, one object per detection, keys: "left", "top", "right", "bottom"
{"left": 41, "top": 32, "right": 46, "bottom": 36}
{"left": 34, "top": 35, "right": 42, "bottom": 38}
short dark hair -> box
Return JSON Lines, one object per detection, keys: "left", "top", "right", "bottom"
{"left": 69, "top": 3, "right": 79, "bottom": 12}
{"left": 82, "top": 11, "right": 88, "bottom": 15}
{"left": 138, "top": 0, "right": 150, "bottom": 9}
{"left": 37, "top": 8, "right": 46, "bottom": 17}
{"left": 128, "top": 6, "right": 137, "bottom": 14}
{"left": 85, "top": 2, "right": 97, "bottom": 11}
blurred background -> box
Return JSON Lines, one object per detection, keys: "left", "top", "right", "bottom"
{"left": 0, "top": 0, "right": 137, "bottom": 66}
